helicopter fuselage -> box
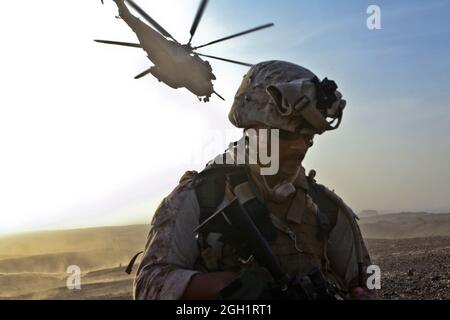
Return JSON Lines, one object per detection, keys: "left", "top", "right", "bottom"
{"left": 114, "top": 0, "right": 216, "bottom": 99}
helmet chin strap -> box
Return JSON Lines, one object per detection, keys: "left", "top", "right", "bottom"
{"left": 249, "top": 162, "right": 301, "bottom": 203}
{"left": 261, "top": 166, "right": 301, "bottom": 203}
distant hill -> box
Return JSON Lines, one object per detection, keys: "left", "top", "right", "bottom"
{"left": 0, "top": 225, "right": 149, "bottom": 274}
{"left": 0, "top": 225, "right": 149, "bottom": 257}
{"left": 359, "top": 212, "right": 450, "bottom": 239}
{"left": 358, "top": 210, "right": 379, "bottom": 217}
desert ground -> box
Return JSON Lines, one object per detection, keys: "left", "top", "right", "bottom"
{"left": 0, "top": 212, "right": 448, "bottom": 300}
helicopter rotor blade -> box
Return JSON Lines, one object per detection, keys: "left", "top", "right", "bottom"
{"left": 196, "top": 53, "right": 253, "bottom": 67}
{"left": 134, "top": 68, "right": 152, "bottom": 79}
{"left": 125, "top": 0, "right": 178, "bottom": 43}
{"left": 192, "top": 23, "right": 274, "bottom": 50}
{"left": 188, "top": 0, "right": 209, "bottom": 44}
{"left": 94, "top": 39, "right": 141, "bottom": 48}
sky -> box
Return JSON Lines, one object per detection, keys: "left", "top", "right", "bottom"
{"left": 0, "top": 0, "right": 449, "bottom": 235}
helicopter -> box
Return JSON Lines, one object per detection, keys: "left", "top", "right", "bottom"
{"left": 95, "top": 0, "right": 274, "bottom": 102}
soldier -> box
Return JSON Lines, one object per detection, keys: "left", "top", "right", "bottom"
{"left": 133, "top": 61, "right": 374, "bottom": 300}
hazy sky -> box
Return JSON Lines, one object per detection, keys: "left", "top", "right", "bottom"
{"left": 0, "top": 0, "right": 449, "bottom": 235}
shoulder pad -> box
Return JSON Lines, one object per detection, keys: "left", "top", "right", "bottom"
{"left": 152, "top": 171, "right": 198, "bottom": 228}
{"left": 178, "top": 170, "right": 198, "bottom": 186}
{"left": 193, "top": 161, "right": 247, "bottom": 223}
{"left": 311, "top": 180, "right": 359, "bottom": 221}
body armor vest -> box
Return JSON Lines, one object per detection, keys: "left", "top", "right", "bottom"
{"left": 193, "top": 163, "right": 340, "bottom": 284}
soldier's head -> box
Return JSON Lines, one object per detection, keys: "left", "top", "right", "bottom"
{"left": 229, "top": 60, "right": 346, "bottom": 166}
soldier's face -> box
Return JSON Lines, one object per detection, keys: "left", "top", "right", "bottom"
{"left": 277, "top": 130, "right": 314, "bottom": 165}
{"left": 253, "top": 128, "right": 313, "bottom": 166}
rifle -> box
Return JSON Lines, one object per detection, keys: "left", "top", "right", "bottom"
{"left": 195, "top": 197, "right": 341, "bottom": 300}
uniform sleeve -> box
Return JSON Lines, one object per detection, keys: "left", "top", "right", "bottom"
{"left": 322, "top": 188, "right": 372, "bottom": 290}
{"left": 134, "top": 173, "right": 202, "bottom": 300}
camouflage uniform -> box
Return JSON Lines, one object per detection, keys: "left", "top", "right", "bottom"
{"left": 134, "top": 61, "right": 372, "bottom": 300}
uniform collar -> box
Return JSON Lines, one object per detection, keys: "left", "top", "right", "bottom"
{"left": 293, "top": 166, "right": 309, "bottom": 191}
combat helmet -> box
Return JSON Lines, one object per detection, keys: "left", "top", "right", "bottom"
{"left": 229, "top": 61, "right": 346, "bottom": 135}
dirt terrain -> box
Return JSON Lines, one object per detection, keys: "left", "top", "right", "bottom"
{"left": 0, "top": 213, "right": 448, "bottom": 300}
{"left": 366, "top": 237, "right": 449, "bottom": 300}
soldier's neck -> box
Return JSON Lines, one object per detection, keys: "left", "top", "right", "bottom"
{"left": 247, "top": 163, "right": 304, "bottom": 203}
{"left": 262, "top": 164, "right": 302, "bottom": 188}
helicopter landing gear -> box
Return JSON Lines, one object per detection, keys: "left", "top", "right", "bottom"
{"left": 197, "top": 96, "right": 209, "bottom": 102}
